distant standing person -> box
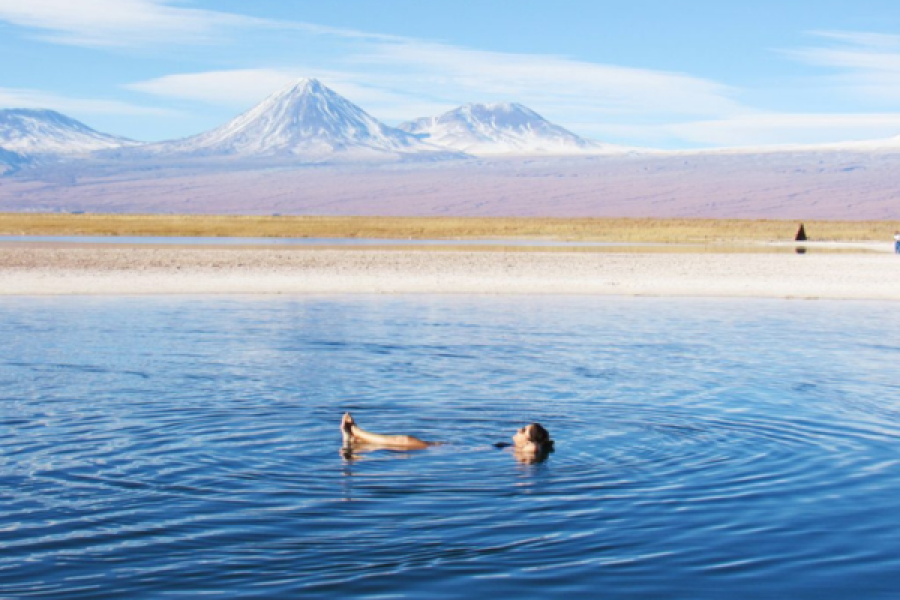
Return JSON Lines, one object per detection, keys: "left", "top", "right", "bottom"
{"left": 895, "top": 231, "right": 900, "bottom": 254}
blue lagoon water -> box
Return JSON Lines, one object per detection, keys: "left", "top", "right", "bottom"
{"left": 1, "top": 296, "right": 899, "bottom": 599}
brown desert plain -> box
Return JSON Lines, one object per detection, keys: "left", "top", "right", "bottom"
{"left": 2, "top": 210, "right": 900, "bottom": 300}
{"left": 3, "top": 148, "right": 900, "bottom": 299}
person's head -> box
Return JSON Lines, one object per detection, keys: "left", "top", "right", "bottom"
{"left": 512, "top": 423, "right": 554, "bottom": 464}
{"left": 513, "top": 423, "right": 553, "bottom": 448}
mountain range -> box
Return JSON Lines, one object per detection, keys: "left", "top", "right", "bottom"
{"left": 121, "top": 79, "right": 459, "bottom": 162}
{"left": 0, "top": 79, "right": 632, "bottom": 164}
{"left": 1, "top": 78, "right": 899, "bottom": 220}
{"left": 0, "top": 108, "right": 135, "bottom": 156}
{"left": 3, "top": 78, "right": 900, "bottom": 165}
{"left": 398, "top": 102, "right": 628, "bottom": 155}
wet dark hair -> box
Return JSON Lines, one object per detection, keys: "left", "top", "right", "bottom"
{"left": 527, "top": 423, "right": 553, "bottom": 447}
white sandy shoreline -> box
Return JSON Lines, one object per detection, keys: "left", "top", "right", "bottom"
{"left": 2, "top": 246, "right": 900, "bottom": 300}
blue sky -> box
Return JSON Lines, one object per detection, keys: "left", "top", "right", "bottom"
{"left": 2, "top": 0, "right": 900, "bottom": 148}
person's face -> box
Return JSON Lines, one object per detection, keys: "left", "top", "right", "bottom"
{"left": 513, "top": 425, "right": 534, "bottom": 447}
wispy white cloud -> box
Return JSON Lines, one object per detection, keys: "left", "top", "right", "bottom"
{"left": 0, "top": 0, "right": 252, "bottom": 47}
{"left": 0, "top": 0, "right": 403, "bottom": 48}
{"left": 666, "top": 112, "right": 900, "bottom": 147}
{"left": 124, "top": 69, "right": 303, "bottom": 106}
{"left": 124, "top": 68, "right": 462, "bottom": 123}
{"left": 356, "top": 41, "right": 746, "bottom": 121}
{"left": 124, "top": 38, "right": 747, "bottom": 140}
{"left": 785, "top": 30, "right": 900, "bottom": 103}
{"left": 0, "top": 86, "right": 177, "bottom": 117}
{"left": 805, "top": 30, "right": 900, "bottom": 50}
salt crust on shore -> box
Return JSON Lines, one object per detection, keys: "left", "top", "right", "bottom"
{"left": 2, "top": 246, "right": 900, "bottom": 300}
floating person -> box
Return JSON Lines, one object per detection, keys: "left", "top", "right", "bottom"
{"left": 340, "top": 412, "right": 554, "bottom": 463}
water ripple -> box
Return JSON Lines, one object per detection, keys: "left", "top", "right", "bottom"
{"left": 1, "top": 296, "right": 899, "bottom": 598}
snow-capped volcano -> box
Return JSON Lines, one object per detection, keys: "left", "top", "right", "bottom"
{"left": 0, "top": 108, "right": 134, "bottom": 155}
{"left": 148, "top": 78, "right": 453, "bottom": 160}
{"left": 398, "top": 103, "right": 626, "bottom": 156}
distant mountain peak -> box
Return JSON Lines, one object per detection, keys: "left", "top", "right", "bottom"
{"left": 260, "top": 77, "right": 330, "bottom": 107}
{"left": 464, "top": 101, "right": 532, "bottom": 113}
{"left": 293, "top": 77, "right": 325, "bottom": 92}
{"left": 0, "top": 108, "right": 134, "bottom": 155}
{"left": 146, "top": 78, "right": 455, "bottom": 161}
{"left": 398, "top": 102, "right": 628, "bottom": 156}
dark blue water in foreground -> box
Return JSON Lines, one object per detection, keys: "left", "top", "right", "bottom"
{"left": 1, "top": 296, "right": 899, "bottom": 599}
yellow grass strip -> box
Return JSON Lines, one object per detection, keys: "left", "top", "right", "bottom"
{"left": 1, "top": 213, "right": 898, "bottom": 243}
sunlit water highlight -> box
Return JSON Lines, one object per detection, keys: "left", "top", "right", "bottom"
{"left": 1, "top": 296, "right": 898, "bottom": 599}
